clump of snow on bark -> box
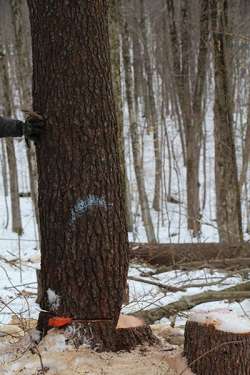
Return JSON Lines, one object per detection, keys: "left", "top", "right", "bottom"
{"left": 189, "top": 309, "right": 250, "bottom": 333}
{"left": 47, "top": 288, "right": 60, "bottom": 310}
{"left": 29, "top": 329, "right": 41, "bottom": 344}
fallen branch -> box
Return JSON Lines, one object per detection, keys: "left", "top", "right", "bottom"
{"left": 129, "top": 242, "right": 250, "bottom": 269}
{"left": 134, "top": 281, "right": 250, "bottom": 324}
{"left": 128, "top": 275, "right": 230, "bottom": 292}
{"left": 127, "top": 276, "right": 186, "bottom": 292}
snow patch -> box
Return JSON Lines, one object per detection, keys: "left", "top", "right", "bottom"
{"left": 47, "top": 288, "right": 60, "bottom": 310}
{"left": 29, "top": 329, "right": 41, "bottom": 343}
{"left": 189, "top": 309, "right": 250, "bottom": 333}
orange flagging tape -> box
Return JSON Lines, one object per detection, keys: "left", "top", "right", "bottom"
{"left": 48, "top": 316, "right": 73, "bottom": 328}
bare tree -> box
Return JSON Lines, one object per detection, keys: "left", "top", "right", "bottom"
{"left": 121, "top": 1, "right": 156, "bottom": 243}
{"left": 210, "top": 0, "right": 243, "bottom": 242}
{"left": 166, "top": 0, "right": 209, "bottom": 236}
{"left": 0, "top": 22, "right": 23, "bottom": 235}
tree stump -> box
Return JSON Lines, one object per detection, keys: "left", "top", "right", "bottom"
{"left": 36, "top": 311, "right": 159, "bottom": 352}
{"left": 184, "top": 310, "right": 250, "bottom": 375}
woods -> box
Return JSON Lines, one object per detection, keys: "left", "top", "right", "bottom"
{"left": 1, "top": 0, "right": 250, "bottom": 373}
{"left": 1, "top": 1, "right": 250, "bottom": 243}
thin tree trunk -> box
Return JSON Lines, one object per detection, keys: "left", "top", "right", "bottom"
{"left": 109, "top": 0, "right": 133, "bottom": 232}
{"left": 10, "top": 0, "right": 40, "bottom": 237}
{"left": 0, "top": 36, "right": 22, "bottom": 235}
{"left": 121, "top": 4, "right": 156, "bottom": 243}
{"left": 211, "top": 0, "right": 243, "bottom": 242}
{"left": 0, "top": 139, "right": 8, "bottom": 196}
{"left": 239, "top": 91, "right": 250, "bottom": 189}
{"left": 166, "top": 0, "right": 205, "bottom": 235}
{"left": 131, "top": 3, "right": 143, "bottom": 119}
{"left": 140, "top": 0, "right": 161, "bottom": 211}
{"left": 187, "top": 0, "right": 209, "bottom": 235}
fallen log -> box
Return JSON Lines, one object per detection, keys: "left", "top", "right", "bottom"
{"left": 184, "top": 310, "right": 250, "bottom": 375}
{"left": 134, "top": 281, "right": 250, "bottom": 324}
{"left": 129, "top": 242, "right": 250, "bottom": 269}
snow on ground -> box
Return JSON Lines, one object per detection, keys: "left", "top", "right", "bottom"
{"left": 189, "top": 309, "right": 250, "bottom": 333}
{"left": 0, "top": 322, "right": 195, "bottom": 375}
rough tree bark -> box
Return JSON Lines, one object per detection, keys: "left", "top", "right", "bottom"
{"left": 28, "top": 0, "right": 155, "bottom": 350}
{"left": 211, "top": 0, "right": 243, "bottom": 242}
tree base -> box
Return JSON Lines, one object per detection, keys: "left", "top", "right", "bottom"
{"left": 36, "top": 311, "right": 158, "bottom": 352}
{"left": 184, "top": 319, "right": 250, "bottom": 375}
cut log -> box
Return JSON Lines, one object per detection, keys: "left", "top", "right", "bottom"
{"left": 184, "top": 310, "right": 250, "bottom": 375}
{"left": 129, "top": 242, "right": 250, "bottom": 269}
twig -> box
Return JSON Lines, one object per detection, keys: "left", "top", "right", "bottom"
{"left": 31, "top": 344, "right": 48, "bottom": 374}
{"left": 128, "top": 275, "right": 186, "bottom": 292}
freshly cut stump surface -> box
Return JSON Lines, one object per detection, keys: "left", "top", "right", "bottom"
{"left": 184, "top": 310, "right": 250, "bottom": 375}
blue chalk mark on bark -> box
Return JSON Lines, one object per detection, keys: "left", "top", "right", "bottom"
{"left": 70, "top": 195, "right": 113, "bottom": 224}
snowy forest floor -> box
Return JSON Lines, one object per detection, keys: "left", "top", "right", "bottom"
{"left": 0, "top": 323, "right": 194, "bottom": 375}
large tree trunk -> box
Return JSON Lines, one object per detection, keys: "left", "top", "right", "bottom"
{"left": 211, "top": 0, "right": 243, "bottom": 242}
{"left": 28, "top": 0, "right": 129, "bottom": 346}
